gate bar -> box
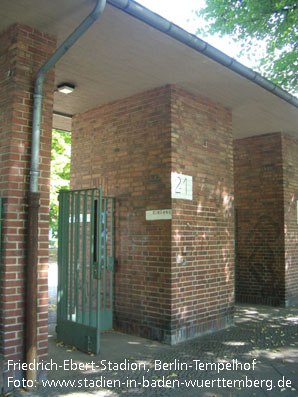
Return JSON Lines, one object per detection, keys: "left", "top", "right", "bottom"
{"left": 82, "top": 190, "right": 88, "bottom": 324}
{"left": 110, "top": 198, "right": 114, "bottom": 309}
{"left": 89, "top": 189, "right": 95, "bottom": 326}
{"left": 74, "top": 191, "right": 81, "bottom": 322}
{"left": 0, "top": 197, "right": 2, "bottom": 269}
{"left": 96, "top": 188, "right": 102, "bottom": 350}
{"left": 103, "top": 198, "right": 107, "bottom": 310}
{"left": 69, "top": 191, "right": 75, "bottom": 321}
{"left": 64, "top": 193, "right": 70, "bottom": 320}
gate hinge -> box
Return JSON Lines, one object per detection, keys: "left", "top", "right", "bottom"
{"left": 107, "top": 256, "right": 114, "bottom": 271}
{"left": 93, "top": 262, "right": 102, "bottom": 279}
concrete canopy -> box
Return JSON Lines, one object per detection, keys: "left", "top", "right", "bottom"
{"left": 1, "top": 0, "right": 298, "bottom": 138}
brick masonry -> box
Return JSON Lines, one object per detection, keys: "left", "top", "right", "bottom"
{"left": 71, "top": 86, "right": 173, "bottom": 341}
{"left": 0, "top": 16, "right": 296, "bottom": 396}
{"left": 170, "top": 87, "right": 234, "bottom": 343}
{"left": 234, "top": 132, "right": 298, "bottom": 306}
{"left": 71, "top": 85, "right": 234, "bottom": 344}
{"left": 282, "top": 134, "right": 298, "bottom": 305}
{"left": 0, "top": 24, "right": 56, "bottom": 390}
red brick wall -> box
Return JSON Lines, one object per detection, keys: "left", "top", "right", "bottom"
{"left": 170, "top": 87, "right": 234, "bottom": 343}
{"left": 282, "top": 134, "right": 298, "bottom": 305}
{"left": 0, "top": 24, "right": 56, "bottom": 389}
{"left": 71, "top": 85, "right": 235, "bottom": 343}
{"left": 71, "top": 86, "right": 173, "bottom": 341}
{"left": 234, "top": 133, "right": 286, "bottom": 305}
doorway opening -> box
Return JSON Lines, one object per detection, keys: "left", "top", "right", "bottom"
{"left": 49, "top": 128, "right": 71, "bottom": 334}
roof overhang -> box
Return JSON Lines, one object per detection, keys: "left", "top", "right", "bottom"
{"left": 1, "top": 0, "right": 297, "bottom": 138}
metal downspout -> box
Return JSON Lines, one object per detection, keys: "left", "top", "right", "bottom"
{"left": 26, "top": 0, "right": 106, "bottom": 384}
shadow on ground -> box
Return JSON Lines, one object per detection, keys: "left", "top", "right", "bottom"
{"left": 9, "top": 300, "right": 298, "bottom": 397}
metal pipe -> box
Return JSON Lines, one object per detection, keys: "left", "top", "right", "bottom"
{"left": 30, "top": 0, "right": 106, "bottom": 192}
{"left": 27, "top": 0, "right": 106, "bottom": 385}
{"left": 108, "top": 0, "right": 298, "bottom": 109}
{"left": 26, "top": 192, "right": 39, "bottom": 385}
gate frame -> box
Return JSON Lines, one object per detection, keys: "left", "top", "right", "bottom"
{"left": 57, "top": 188, "right": 114, "bottom": 354}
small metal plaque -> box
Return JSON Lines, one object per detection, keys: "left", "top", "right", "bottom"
{"left": 146, "top": 209, "right": 172, "bottom": 221}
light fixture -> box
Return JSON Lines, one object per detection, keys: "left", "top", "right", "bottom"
{"left": 57, "top": 83, "right": 75, "bottom": 94}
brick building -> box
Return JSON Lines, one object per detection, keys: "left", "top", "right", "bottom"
{"left": 0, "top": 0, "right": 298, "bottom": 391}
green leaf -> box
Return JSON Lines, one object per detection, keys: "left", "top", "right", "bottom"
{"left": 50, "top": 129, "right": 71, "bottom": 238}
{"left": 194, "top": 0, "right": 298, "bottom": 94}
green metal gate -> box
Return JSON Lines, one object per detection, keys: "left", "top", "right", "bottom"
{"left": 0, "top": 197, "right": 2, "bottom": 272}
{"left": 57, "top": 188, "right": 114, "bottom": 354}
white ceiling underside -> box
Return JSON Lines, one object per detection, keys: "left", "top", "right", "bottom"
{"left": 1, "top": 0, "right": 297, "bottom": 138}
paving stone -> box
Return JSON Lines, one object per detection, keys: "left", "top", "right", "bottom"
{"left": 10, "top": 303, "right": 298, "bottom": 397}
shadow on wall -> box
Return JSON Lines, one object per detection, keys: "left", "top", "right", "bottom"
{"left": 171, "top": 178, "right": 235, "bottom": 340}
{"left": 236, "top": 215, "right": 284, "bottom": 305}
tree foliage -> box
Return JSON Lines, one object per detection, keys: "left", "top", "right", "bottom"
{"left": 50, "top": 129, "right": 71, "bottom": 239}
{"left": 196, "top": 0, "right": 298, "bottom": 93}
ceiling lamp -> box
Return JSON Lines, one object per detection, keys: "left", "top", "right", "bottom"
{"left": 57, "top": 83, "right": 75, "bottom": 94}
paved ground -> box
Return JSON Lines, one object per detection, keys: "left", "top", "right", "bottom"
{"left": 8, "top": 263, "right": 298, "bottom": 396}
